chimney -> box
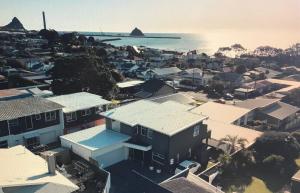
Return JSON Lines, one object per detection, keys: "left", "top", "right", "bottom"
{"left": 42, "top": 11, "right": 47, "bottom": 30}
{"left": 47, "top": 154, "right": 56, "bottom": 175}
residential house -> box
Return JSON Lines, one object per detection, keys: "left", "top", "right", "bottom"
{"left": 61, "top": 100, "right": 209, "bottom": 168}
{"left": 101, "top": 100, "right": 209, "bottom": 167}
{"left": 178, "top": 68, "right": 204, "bottom": 89}
{"left": 254, "top": 67, "right": 282, "bottom": 79}
{"left": 143, "top": 67, "right": 182, "bottom": 80}
{"left": 236, "top": 98, "right": 300, "bottom": 130}
{"left": 234, "top": 80, "right": 279, "bottom": 99}
{"left": 0, "top": 88, "right": 32, "bottom": 101}
{"left": 0, "top": 97, "right": 64, "bottom": 148}
{"left": 0, "top": 145, "right": 78, "bottom": 193}
{"left": 134, "top": 79, "right": 176, "bottom": 99}
{"left": 48, "top": 92, "right": 111, "bottom": 134}
{"left": 211, "top": 72, "right": 244, "bottom": 90}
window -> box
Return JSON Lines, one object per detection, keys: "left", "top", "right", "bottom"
{"left": 188, "top": 148, "right": 192, "bottom": 158}
{"left": 147, "top": 129, "right": 153, "bottom": 139}
{"left": 81, "top": 109, "right": 91, "bottom": 116}
{"left": 95, "top": 106, "right": 103, "bottom": 114}
{"left": 66, "top": 112, "right": 77, "bottom": 122}
{"left": 141, "top": 126, "right": 147, "bottom": 136}
{"left": 45, "top": 111, "right": 56, "bottom": 122}
{"left": 152, "top": 152, "right": 165, "bottom": 165}
{"left": 8, "top": 119, "right": 19, "bottom": 128}
{"left": 193, "top": 125, "right": 200, "bottom": 137}
{"left": 0, "top": 140, "right": 8, "bottom": 148}
{"left": 35, "top": 114, "right": 41, "bottom": 120}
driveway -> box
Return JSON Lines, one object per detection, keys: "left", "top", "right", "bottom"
{"left": 106, "top": 160, "right": 172, "bottom": 193}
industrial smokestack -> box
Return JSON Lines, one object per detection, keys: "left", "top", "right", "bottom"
{"left": 47, "top": 154, "right": 56, "bottom": 175}
{"left": 42, "top": 11, "right": 46, "bottom": 30}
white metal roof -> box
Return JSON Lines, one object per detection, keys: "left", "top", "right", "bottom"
{"left": 205, "top": 119, "right": 262, "bottom": 146}
{"left": 101, "top": 100, "right": 207, "bottom": 136}
{"left": 48, "top": 92, "right": 111, "bottom": 113}
{"left": 190, "top": 102, "right": 251, "bottom": 124}
{"left": 0, "top": 146, "right": 78, "bottom": 192}
{"left": 117, "top": 80, "right": 144, "bottom": 88}
{"left": 60, "top": 125, "right": 131, "bottom": 151}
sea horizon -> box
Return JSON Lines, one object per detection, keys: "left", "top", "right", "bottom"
{"left": 78, "top": 29, "right": 300, "bottom": 54}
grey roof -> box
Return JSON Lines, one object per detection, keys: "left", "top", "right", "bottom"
{"left": 261, "top": 101, "right": 299, "bottom": 120}
{"left": 48, "top": 92, "right": 111, "bottom": 113}
{"left": 150, "top": 93, "right": 196, "bottom": 106}
{"left": 255, "top": 67, "right": 281, "bottom": 78}
{"left": 101, "top": 100, "right": 207, "bottom": 136}
{"left": 235, "top": 98, "right": 279, "bottom": 110}
{"left": 0, "top": 97, "right": 64, "bottom": 121}
{"left": 160, "top": 177, "right": 221, "bottom": 193}
{"left": 152, "top": 67, "right": 182, "bottom": 76}
{"left": 213, "top": 72, "right": 242, "bottom": 82}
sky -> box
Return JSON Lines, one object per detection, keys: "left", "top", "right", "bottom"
{"left": 1, "top": 0, "right": 300, "bottom": 33}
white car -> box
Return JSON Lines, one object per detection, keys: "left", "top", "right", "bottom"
{"left": 175, "top": 160, "right": 201, "bottom": 174}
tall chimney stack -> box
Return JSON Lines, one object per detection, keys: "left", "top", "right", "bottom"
{"left": 42, "top": 11, "right": 47, "bottom": 30}
{"left": 47, "top": 154, "right": 56, "bottom": 175}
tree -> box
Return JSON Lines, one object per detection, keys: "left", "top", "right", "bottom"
{"left": 254, "top": 132, "right": 300, "bottom": 162}
{"left": 60, "top": 32, "right": 77, "bottom": 45}
{"left": 235, "top": 64, "right": 247, "bottom": 74}
{"left": 217, "top": 135, "right": 248, "bottom": 154}
{"left": 262, "top": 154, "right": 285, "bottom": 173}
{"left": 38, "top": 29, "right": 59, "bottom": 45}
{"left": 77, "top": 34, "right": 87, "bottom": 45}
{"left": 49, "top": 55, "right": 118, "bottom": 99}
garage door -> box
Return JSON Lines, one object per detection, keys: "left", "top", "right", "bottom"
{"left": 95, "top": 147, "right": 128, "bottom": 168}
{"left": 40, "top": 131, "right": 58, "bottom": 145}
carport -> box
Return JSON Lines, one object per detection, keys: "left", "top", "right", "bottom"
{"left": 60, "top": 125, "right": 131, "bottom": 168}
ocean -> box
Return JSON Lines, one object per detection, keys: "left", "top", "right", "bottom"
{"left": 85, "top": 29, "right": 300, "bottom": 54}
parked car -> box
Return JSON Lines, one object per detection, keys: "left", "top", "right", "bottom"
{"left": 214, "top": 99, "right": 226, "bottom": 104}
{"left": 175, "top": 160, "right": 201, "bottom": 174}
{"left": 223, "top": 93, "right": 234, "bottom": 100}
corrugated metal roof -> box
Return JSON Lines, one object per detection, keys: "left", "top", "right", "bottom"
{"left": 261, "top": 101, "right": 299, "bottom": 120}
{"left": 191, "top": 102, "right": 250, "bottom": 124}
{"left": 0, "top": 97, "right": 64, "bottom": 121}
{"left": 48, "top": 92, "right": 111, "bottom": 113}
{"left": 101, "top": 100, "right": 207, "bottom": 136}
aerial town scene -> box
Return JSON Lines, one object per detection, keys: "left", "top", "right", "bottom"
{"left": 0, "top": 1, "right": 300, "bottom": 193}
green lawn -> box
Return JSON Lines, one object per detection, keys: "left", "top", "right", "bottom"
{"left": 243, "top": 177, "right": 272, "bottom": 193}
{"left": 206, "top": 161, "right": 216, "bottom": 169}
{"left": 295, "top": 157, "right": 300, "bottom": 168}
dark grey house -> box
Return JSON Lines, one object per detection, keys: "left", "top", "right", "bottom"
{"left": 101, "top": 100, "right": 209, "bottom": 167}
{"left": 0, "top": 97, "right": 64, "bottom": 148}
{"left": 134, "top": 79, "right": 176, "bottom": 99}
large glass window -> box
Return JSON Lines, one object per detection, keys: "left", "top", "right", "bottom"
{"left": 8, "top": 119, "right": 19, "bottom": 128}
{"left": 193, "top": 125, "right": 200, "bottom": 137}
{"left": 147, "top": 129, "right": 153, "bottom": 139}
{"left": 45, "top": 111, "right": 56, "bottom": 122}
{"left": 66, "top": 112, "right": 77, "bottom": 122}
{"left": 81, "top": 109, "right": 91, "bottom": 116}
{"left": 141, "top": 126, "right": 147, "bottom": 136}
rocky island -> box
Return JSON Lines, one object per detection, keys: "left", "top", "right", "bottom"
{"left": 130, "top": 27, "right": 144, "bottom": 36}
{"left": 0, "top": 17, "right": 26, "bottom": 32}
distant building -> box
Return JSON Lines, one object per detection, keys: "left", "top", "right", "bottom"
{"left": 134, "top": 79, "right": 176, "bottom": 99}
{"left": 211, "top": 72, "right": 244, "bottom": 90}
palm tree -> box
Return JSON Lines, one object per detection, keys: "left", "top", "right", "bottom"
{"left": 217, "top": 135, "right": 248, "bottom": 154}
